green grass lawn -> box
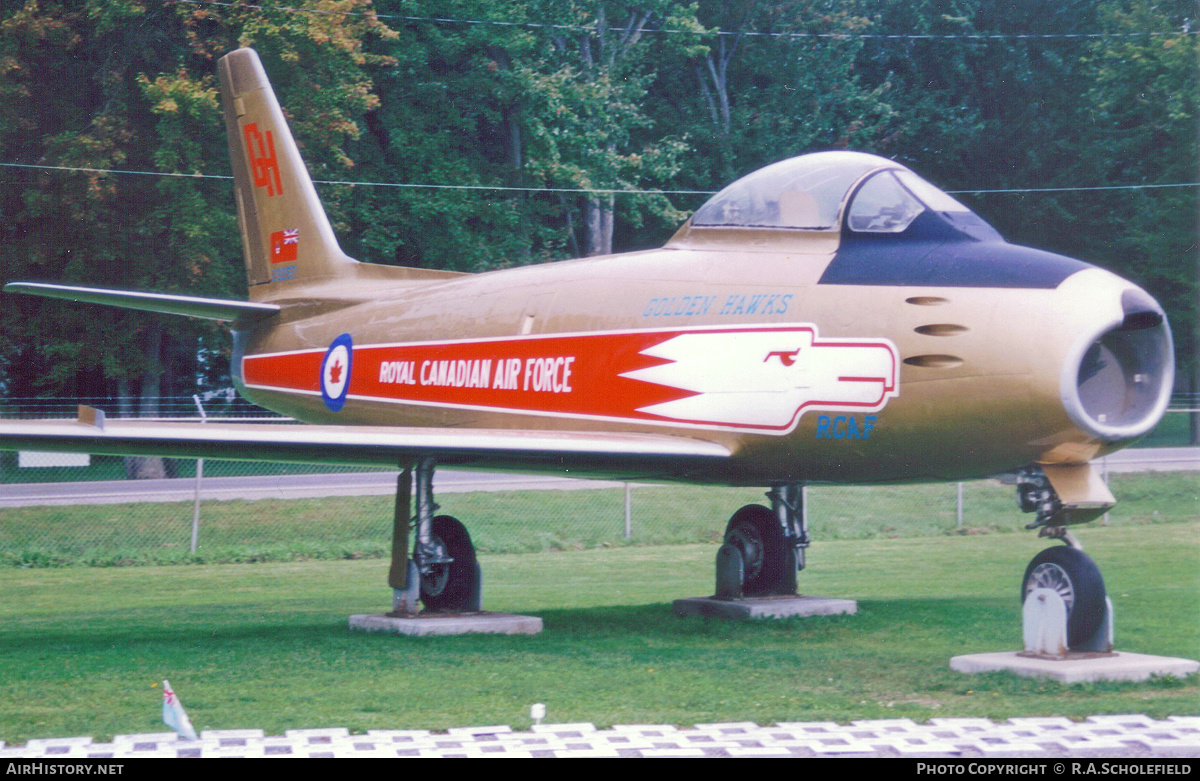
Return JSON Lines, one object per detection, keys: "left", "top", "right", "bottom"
{"left": 3, "top": 472, "right": 1197, "bottom": 566}
{"left": 0, "top": 520, "right": 1196, "bottom": 743}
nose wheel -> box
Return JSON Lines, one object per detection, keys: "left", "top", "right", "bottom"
{"left": 1012, "top": 464, "right": 1113, "bottom": 652}
{"left": 1021, "top": 544, "right": 1107, "bottom": 649}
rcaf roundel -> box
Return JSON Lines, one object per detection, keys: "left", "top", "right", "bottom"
{"left": 320, "top": 333, "right": 353, "bottom": 411}
{"left": 244, "top": 324, "right": 899, "bottom": 433}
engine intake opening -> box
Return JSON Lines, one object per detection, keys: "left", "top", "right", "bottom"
{"left": 1119, "top": 310, "right": 1163, "bottom": 331}
{"left": 1071, "top": 306, "right": 1173, "bottom": 439}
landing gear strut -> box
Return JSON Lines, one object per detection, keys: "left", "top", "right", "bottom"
{"left": 678, "top": 483, "right": 855, "bottom": 618}
{"left": 388, "top": 458, "right": 480, "bottom": 615}
{"left": 718, "top": 484, "right": 808, "bottom": 598}
{"left": 1014, "top": 464, "right": 1111, "bottom": 652}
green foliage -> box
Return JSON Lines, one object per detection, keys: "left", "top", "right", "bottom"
{"left": 1072, "top": 0, "right": 1198, "bottom": 376}
{"left": 0, "top": 0, "right": 395, "bottom": 396}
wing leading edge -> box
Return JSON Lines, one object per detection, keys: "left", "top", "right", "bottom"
{"left": 2, "top": 283, "right": 280, "bottom": 323}
{"left": 0, "top": 409, "right": 731, "bottom": 482}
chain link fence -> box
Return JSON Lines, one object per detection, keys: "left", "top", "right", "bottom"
{"left": 1, "top": 396, "right": 1196, "bottom": 567}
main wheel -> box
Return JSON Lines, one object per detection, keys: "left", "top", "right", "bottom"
{"left": 419, "top": 515, "right": 477, "bottom": 612}
{"left": 724, "top": 504, "right": 790, "bottom": 597}
{"left": 1021, "top": 546, "right": 1107, "bottom": 648}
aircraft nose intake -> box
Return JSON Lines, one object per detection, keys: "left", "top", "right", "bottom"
{"left": 1061, "top": 280, "right": 1174, "bottom": 442}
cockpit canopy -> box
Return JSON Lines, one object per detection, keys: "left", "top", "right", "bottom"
{"left": 691, "top": 151, "right": 976, "bottom": 234}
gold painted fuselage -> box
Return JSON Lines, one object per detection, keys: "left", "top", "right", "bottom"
{"left": 234, "top": 227, "right": 1156, "bottom": 486}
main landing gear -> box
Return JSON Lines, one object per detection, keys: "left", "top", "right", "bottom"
{"left": 1014, "top": 465, "right": 1113, "bottom": 653}
{"left": 388, "top": 458, "right": 481, "bottom": 615}
{"left": 350, "top": 457, "right": 541, "bottom": 635}
{"left": 676, "top": 483, "right": 857, "bottom": 619}
{"left": 717, "top": 485, "right": 809, "bottom": 598}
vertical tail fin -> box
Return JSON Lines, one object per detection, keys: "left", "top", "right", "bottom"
{"left": 218, "top": 48, "right": 356, "bottom": 296}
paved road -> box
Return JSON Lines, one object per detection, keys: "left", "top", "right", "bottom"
{"left": 0, "top": 469, "right": 626, "bottom": 507}
{"left": 1, "top": 447, "right": 1195, "bottom": 508}
{"left": 1097, "top": 446, "right": 1200, "bottom": 473}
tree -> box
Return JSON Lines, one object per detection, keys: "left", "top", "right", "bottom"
{"left": 651, "top": 0, "right": 903, "bottom": 202}
{"left": 521, "top": 0, "right": 701, "bottom": 255}
{"left": 1075, "top": 0, "right": 1198, "bottom": 439}
{"left": 0, "top": 0, "right": 397, "bottom": 405}
{"left": 0, "top": 0, "right": 397, "bottom": 472}
{"left": 338, "top": 0, "right": 560, "bottom": 271}
{"left": 3, "top": 0, "right": 1192, "bottom": 446}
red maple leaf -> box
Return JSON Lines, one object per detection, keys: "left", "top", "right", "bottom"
{"left": 329, "top": 360, "right": 343, "bottom": 385}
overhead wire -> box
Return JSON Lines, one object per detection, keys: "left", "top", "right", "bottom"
{"left": 0, "top": 161, "right": 1195, "bottom": 197}
{"left": 168, "top": 0, "right": 1198, "bottom": 41}
{"left": 1, "top": 162, "right": 1197, "bottom": 197}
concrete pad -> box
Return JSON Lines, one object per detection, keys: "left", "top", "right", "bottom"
{"left": 950, "top": 651, "right": 1199, "bottom": 684}
{"left": 349, "top": 612, "right": 542, "bottom": 636}
{"left": 673, "top": 595, "right": 857, "bottom": 620}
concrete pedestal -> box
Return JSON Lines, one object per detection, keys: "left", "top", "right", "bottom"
{"left": 673, "top": 595, "right": 857, "bottom": 621}
{"left": 349, "top": 612, "right": 543, "bottom": 637}
{"left": 950, "top": 651, "right": 1199, "bottom": 684}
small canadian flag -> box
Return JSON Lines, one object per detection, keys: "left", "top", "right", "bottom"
{"left": 162, "top": 679, "right": 198, "bottom": 740}
{"left": 270, "top": 228, "right": 299, "bottom": 263}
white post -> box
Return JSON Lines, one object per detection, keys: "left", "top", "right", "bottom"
{"left": 190, "top": 395, "right": 207, "bottom": 554}
{"left": 1101, "top": 456, "right": 1109, "bottom": 524}
{"left": 624, "top": 483, "right": 632, "bottom": 540}
{"left": 956, "top": 482, "right": 964, "bottom": 527}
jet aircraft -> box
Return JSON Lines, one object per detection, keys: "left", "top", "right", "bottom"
{"left": 1, "top": 49, "right": 1175, "bottom": 642}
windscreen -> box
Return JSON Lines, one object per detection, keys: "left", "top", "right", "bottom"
{"left": 692, "top": 152, "right": 886, "bottom": 230}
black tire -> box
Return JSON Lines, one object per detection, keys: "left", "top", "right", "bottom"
{"left": 1021, "top": 546, "right": 1107, "bottom": 649}
{"left": 419, "top": 515, "right": 477, "bottom": 612}
{"left": 724, "top": 504, "right": 789, "bottom": 597}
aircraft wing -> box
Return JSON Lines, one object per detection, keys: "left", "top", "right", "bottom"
{"left": 0, "top": 408, "right": 731, "bottom": 481}
{"left": 3, "top": 283, "right": 280, "bottom": 323}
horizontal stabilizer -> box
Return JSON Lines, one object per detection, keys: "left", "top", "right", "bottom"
{"left": 3, "top": 282, "right": 280, "bottom": 323}
{"left": 0, "top": 415, "right": 730, "bottom": 481}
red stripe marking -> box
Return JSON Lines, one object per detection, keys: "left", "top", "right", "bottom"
{"left": 241, "top": 326, "right": 899, "bottom": 431}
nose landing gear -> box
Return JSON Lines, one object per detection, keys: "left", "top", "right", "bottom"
{"left": 1013, "top": 463, "right": 1114, "bottom": 654}
{"left": 955, "top": 462, "right": 1196, "bottom": 680}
